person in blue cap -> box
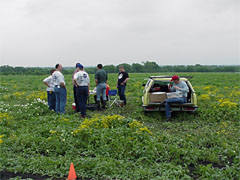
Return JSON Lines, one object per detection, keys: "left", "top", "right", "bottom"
{"left": 72, "top": 63, "right": 81, "bottom": 112}
{"left": 73, "top": 64, "right": 90, "bottom": 118}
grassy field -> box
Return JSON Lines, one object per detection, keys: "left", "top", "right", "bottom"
{"left": 0, "top": 73, "right": 240, "bottom": 180}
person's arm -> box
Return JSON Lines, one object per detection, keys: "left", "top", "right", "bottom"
{"left": 73, "top": 80, "right": 78, "bottom": 87}
{"left": 122, "top": 77, "right": 129, "bottom": 85}
{"left": 95, "top": 72, "right": 98, "bottom": 86}
{"left": 87, "top": 75, "right": 90, "bottom": 94}
{"left": 60, "top": 82, "right": 66, "bottom": 88}
{"left": 88, "top": 83, "right": 90, "bottom": 95}
{"left": 169, "top": 84, "right": 175, "bottom": 92}
{"left": 43, "top": 77, "right": 50, "bottom": 87}
{"left": 73, "top": 73, "right": 78, "bottom": 87}
{"left": 121, "top": 73, "right": 129, "bottom": 85}
{"left": 43, "top": 82, "right": 50, "bottom": 87}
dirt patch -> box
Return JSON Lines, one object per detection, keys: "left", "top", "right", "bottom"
{"left": 0, "top": 171, "right": 91, "bottom": 180}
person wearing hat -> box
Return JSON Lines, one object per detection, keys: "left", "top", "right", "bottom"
{"left": 72, "top": 63, "right": 81, "bottom": 113}
{"left": 73, "top": 64, "right": 90, "bottom": 118}
{"left": 165, "top": 75, "right": 189, "bottom": 120}
{"left": 52, "top": 64, "right": 67, "bottom": 114}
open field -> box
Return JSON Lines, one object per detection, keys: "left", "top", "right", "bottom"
{"left": 0, "top": 73, "right": 240, "bottom": 180}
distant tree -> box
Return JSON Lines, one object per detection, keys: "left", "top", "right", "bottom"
{"left": 104, "top": 65, "right": 117, "bottom": 73}
{"left": 143, "top": 61, "right": 159, "bottom": 72}
{"left": 132, "top": 63, "right": 144, "bottom": 72}
{"left": 0, "top": 64, "right": 240, "bottom": 75}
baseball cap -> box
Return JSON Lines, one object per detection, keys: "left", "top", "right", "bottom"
{"left": 171, "top": 75, "right": 179, "bottom": 81}
{"left": 76, "top": 63, "right": 83, "bottom": 69}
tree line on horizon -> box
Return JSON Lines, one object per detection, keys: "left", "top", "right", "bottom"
{"left": 0, "top": 61, "right": 239, "bottom": 75}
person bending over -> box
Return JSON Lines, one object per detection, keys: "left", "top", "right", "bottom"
{"left": 165, "top": 75, "right": 189, "bottom": 121}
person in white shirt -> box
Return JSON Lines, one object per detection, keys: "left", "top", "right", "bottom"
{"left": 72, "top": 63, "right": 81, "bottom": 113}
{"left": 43, "top": 69, "right": 56, "bottom": 111}
{"left": 52, "top": 64, "right": 67, "bottom": 114}
{"left": 73, "top": 64, "right": 90, "bottom": 118}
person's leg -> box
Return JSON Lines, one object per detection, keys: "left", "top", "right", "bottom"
{"left": 59, "top": 87, "right": 67, "bottom": 114}
{"left": 165, "top": 99, "right": 172, "bottom": 118}
{"left": 118, "top": 86, "right": 123, "bottom": 100}
{"left": 73, "top": 86, "right": 80, "bottom": 112}
{"left": 78, "top": 87, "right": 84, "bottom": 116}
{"left": 96, "top": 84, "right": 102, "bottom": 109}
{"left": 48, "top": 92, "right": 55, "bottom": 110}
{"left": 81, "top": 87, "right": 88, "bottom": 116}
{"left": 52, "top": 92, "right": 56, "bottom": 111}
{"left": 94, "top": 95, "right": 97, "bottom": 104}
{"left": 101, "top": 83, "right": 107, "bottom": 108}
{"left": 47, "top": 91, "right": 51, "bottom": 109}
{"left": 121, "top": 85, "right": 126, "bottom": 105}
{"left": 165, "top": 98, "right": 185, "bottom": 118}
{"left": 54, "top": 87, "right": 60, "bottom": 113}
{"left": 102, "top": 83, "right": 107, "bottom": 101}
{"left": 76, "top": 87, "right": 82, "bottom": 114}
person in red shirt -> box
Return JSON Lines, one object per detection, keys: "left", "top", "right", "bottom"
{"left": 106, "top": 84, "right": 110, "bottom": 96}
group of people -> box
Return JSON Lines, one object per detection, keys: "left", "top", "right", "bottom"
{"left": 43, "top": 63, "right": 129, "bottom": 118}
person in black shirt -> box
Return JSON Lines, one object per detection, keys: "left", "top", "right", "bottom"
{"left": 117, "top": 65, "right": 130, "bottom": 105}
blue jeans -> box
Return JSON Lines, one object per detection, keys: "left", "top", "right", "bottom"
{"left": 165, "top": 97, "right": 186, "bottom": 118}
{"left": 47, "top": 91, "right": 56, "bottom": 111}
{"left": 76, "top": 86, "right": 88, "bottom": 116}
{"left": 97, "top": 83, "right": 107, "bottom": 101}
{"left": 54, "top": 86, "right": 67, "bottom": 114}
{"left": 118, "top": 85, "right": 126, "bottom": 104}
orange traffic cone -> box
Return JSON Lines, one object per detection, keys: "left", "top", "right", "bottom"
{"left": 67, "top": 163, "right": 77, "bottom": 180}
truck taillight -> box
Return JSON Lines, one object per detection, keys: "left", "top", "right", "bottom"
{"left": 146, "top": 106, "right": 155, "bottom": 110}
{"left": 186, "top": 107, "right": 195, "bottom": 110}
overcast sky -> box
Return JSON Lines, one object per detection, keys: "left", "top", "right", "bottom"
{"left": 0, "top": 0, "right": 239, "bottom": 67}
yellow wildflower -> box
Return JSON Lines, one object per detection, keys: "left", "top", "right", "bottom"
{"left": 26, "top": 91, "right": 47, "bottom": 100}
{"left": 138, "top": 127, "right": 152, "bottom": 135}
{"left": 129, "top": 120, "right": 143, "bottom": 128}
{"left": 203, "top": 86, "right": 211, "bottom": 91}
{"left": 49, "top": 130, "right": 56, "bottom": 134}
{"left": 200, "top": 94, "right": 210, "bottom": 100}
{"left": 73, "top": 114, "right": 124, "bottom": 135}
{"left": 219, "top": 99, "right": 238, "bottom": 108}
{"left": 13, "top": 92, "right": 25, "bottom": 97}
{"left": 0, "top": 113, "right": 12, "bottom": 122}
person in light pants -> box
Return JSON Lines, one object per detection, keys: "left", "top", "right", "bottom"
{"left": 95, "top": 64, "right": 108, "bottom": 110}
{"left": 52, "top": 64, "right": 67, "bottom": 114}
